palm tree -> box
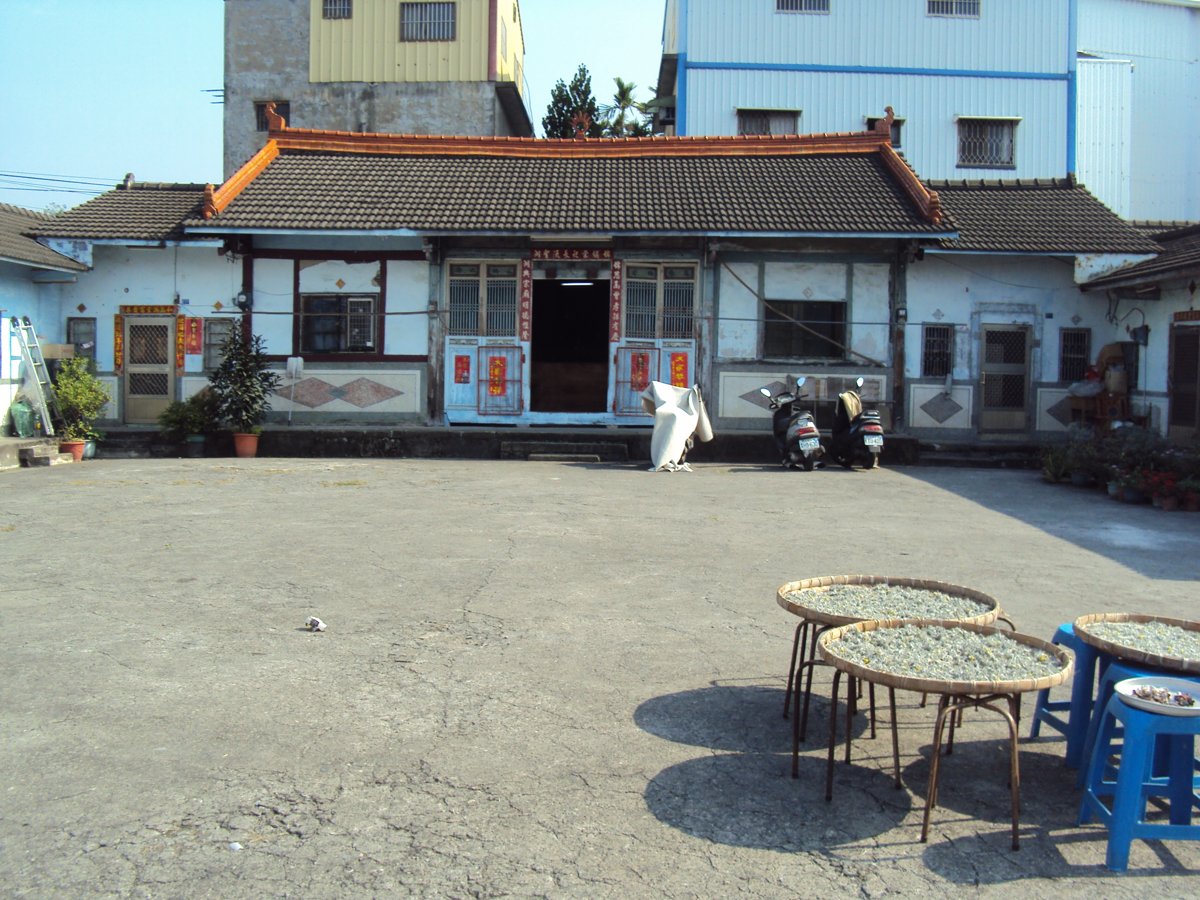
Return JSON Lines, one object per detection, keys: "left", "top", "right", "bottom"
{"left": 600, "top": 77, "right": 649, "bottom": 137}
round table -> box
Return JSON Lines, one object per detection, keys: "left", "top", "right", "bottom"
{"left": 818, "top": 619, "right": 1073, "bottom": 850}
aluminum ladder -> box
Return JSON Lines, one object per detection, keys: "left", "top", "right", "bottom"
{"left": 11, "top": 316, "right": 58, "bottom": 436}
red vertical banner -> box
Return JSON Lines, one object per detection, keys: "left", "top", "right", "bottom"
{"left": 670, "top": 352, "right": 689, "bottom": 387}
{"left": 175, "top": 316, "right": 187, "bottom": 373}
{"left": 454, "top": 354, "right": 471, "bottom": 384}
{"left": 113, "top": 314, "right": 124, "bottom": 373}
{"left": 519, "top": 258, "right": 533, "bottom": 341}
{"left": 609, "top": 259, "right": 623, "bottom": 342}
{"left": 630, "top": 351, "right": 650, "bottom": 392}
{"left": 184, "top": 317, "right": 204, "bottom": 355}
{"left": 488, "top": 355, "right": 508, "bottom": 396}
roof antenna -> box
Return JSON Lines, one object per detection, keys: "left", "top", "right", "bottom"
{"left": 123, "top": 173, "right": 135, "bottom": 189}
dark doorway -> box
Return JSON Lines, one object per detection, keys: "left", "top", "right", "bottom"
{"left": 530, "top": 280, "right": 610, "bottom": 412}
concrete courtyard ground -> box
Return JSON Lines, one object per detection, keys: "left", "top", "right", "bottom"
{"left": 2, "top": 457, "right": 1199, "bottom": 897}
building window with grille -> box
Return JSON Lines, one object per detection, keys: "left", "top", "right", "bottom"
{"left": 921, "top": 324, "right": 953, "bottom": 377}
{"left": 447, "top": 263, "right": 519, "bottom": 336}
{"left": 928, "top": 0, "right": 980, "bottom": 16}
{"left": 737, "top": 109, "right": 800, "bottom": 136}
{"left": 866, "top": 115, "right": 904, "bottom": 149}
{"left": 66, "top": 317, "right": 97, "bottom": 366}
{"left": 300, "top": 295, "right": 378, "bottom": 353}
{"left": 957, "top": 118, "right": 1016, "bottom": 168}
{"left": 763, "top": 300, "right": 846, "bottom": 359}
{"left": 777, "top": 0, "right": 830, "bottom": 13}
{"left": 203, "top": 318, "right": 236, "bottom": 371}
{"left": 401, "top": 2, "right": 456, "bottom": 41}
{"left": 255, "top": 100, "right": 290, "bottom": 131}
{"left": 623, "top": 265, "right": 696, "bottom": 340}
{"left": 1058, "top": 328, "right": 1091, "bottom": 383}
{"left": 322, "top": 0, "right": 352, "bottom": 19}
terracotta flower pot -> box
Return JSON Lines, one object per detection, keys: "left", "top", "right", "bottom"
{"left": 232, "top": 433, "right": 259, "bottom": 458}
{"left": 58, "top": 440, "right": 85, "bottom": 462}
{"left": 1160, "top": 495, "right": 1181, "bottom": 512}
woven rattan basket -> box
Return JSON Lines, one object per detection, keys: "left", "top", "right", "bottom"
{"left": 817, "top": 618, "right": 1073, "bottom": 696}
{"left": 1074, "top": 613, "right": 1200, "bottom": 675}
{"left": 776, "top": 575, "right": 1000, "bottom": 628}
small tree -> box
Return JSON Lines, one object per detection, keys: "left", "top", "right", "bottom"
{"left": 207, "top": 331, "right": 282, "bottom": 434}
{"left": 599, "top": 77, "right": 652, "bottom": 137}
{"left": 53, "top": 356, "right": 110, "bottom": 441}
{"left": 542, "top": 64, "right": 604, "bottom": 138}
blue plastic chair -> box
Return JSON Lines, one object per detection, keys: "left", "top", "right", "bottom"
{"left": 1028, "top": 623, "right": 1100, "bottom": 768}
{"left": 1078, "top": 693, "right": 1200, "bottom": 871}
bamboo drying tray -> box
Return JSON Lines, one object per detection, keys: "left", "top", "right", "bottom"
{"left": 776, "top": 575, "right": 1000, "bottom": 628}
{"left": 817, "top": 619, "right": 1073, "bottom": 696}
{"left": 1074, "top": 613, "right": 1200, "bottom": 675}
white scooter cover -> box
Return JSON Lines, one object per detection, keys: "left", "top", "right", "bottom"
{"left": 639, "top": 381, "right": 714, "bottom": 472}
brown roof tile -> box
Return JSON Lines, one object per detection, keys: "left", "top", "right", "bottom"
{"left": 34, "top": 182, "right": 210, "bottom": 242}
{"left": 0, "top": 203, "right": 85, "bottom": 271}
{"left": 1082, "top": 223, "right": 1200, "bottom": 290}
{"left": 928, "top": 178, "right": 1159, "bottom": 254}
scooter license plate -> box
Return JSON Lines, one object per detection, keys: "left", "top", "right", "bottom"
{"left": 864, "top": 435, "right": 884, "bottom": 447}
{"left": 799, "top": 438, "right": 821, "bottom": 451}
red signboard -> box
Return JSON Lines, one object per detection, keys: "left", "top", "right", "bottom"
{"left": 185, "top": 317, "right": 204, "bottom": 355}
{"left": 630, "top": 351, "right": 650, "bottom": 393}
{"left": 454, "top": 354, "right": 471, "bottom": 384}
{"left": 531, "top": 248, "right": 612, "bottom": 261}
{"left": 670, "top": 352, "right": 689, "bottom": 387}
{"left": 488, "top": 355, "right": 508, "bottom": 396}
{"left": 609, "top": 259, "right": 623, "bottom": 342}
{"left": 175, "top": 316, "right": 187, "bottom": 373}
{"left": 519, "top": 258, "right": 533, "bottom": 341}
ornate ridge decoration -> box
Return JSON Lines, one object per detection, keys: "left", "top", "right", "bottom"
{"left": 264, "top": 101, "right": 287, "bottom": 133}
{"left": 878, "top": 143, "right": 943, "bottom": 226}
{"left": 202, "top": 141, "right": 281, "bottom": 220}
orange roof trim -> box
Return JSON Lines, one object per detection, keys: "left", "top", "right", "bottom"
{"left": 202, "top": 140, "right": 280, "bottom": 220}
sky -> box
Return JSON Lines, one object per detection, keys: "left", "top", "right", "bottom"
{"left": 0, "top": 0, "right": 666, "bottom": 213}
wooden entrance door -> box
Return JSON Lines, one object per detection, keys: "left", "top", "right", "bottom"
{"left": 1168, "top": 325, "right": 1199, "bottom": 441}
{"left": 123, "top": 316, "right": 175, "bottom": 423}
{"left": 979, "top": 325, "right": 1029, "bottom": 431}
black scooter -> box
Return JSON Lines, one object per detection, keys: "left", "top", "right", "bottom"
{"left": 759, "top": 377, "right": 824, "bottom": 471}
{"left": 829, "top": 377, "right": 885, "bottom": 469}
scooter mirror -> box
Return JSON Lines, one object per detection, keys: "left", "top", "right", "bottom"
{"left": 759, "top": 388, "right": 772, "bottom": 398}
{"left": 855, "top": 376, "right": 864, "bottom": 389}
{"left": 795, "top": 376, "right": 806, "bottom": 388}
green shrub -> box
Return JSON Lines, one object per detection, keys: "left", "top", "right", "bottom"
{"left": 53, "top": 357, "right": 110, "bottom": 441}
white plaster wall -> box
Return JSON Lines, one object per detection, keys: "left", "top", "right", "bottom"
{"left": 252, "top": 258, "right": 295, "bottom": 354}
{"left": 715, "top": 261, "right": 758, "bottom": 360}
{"left": 385, "top": 259, "right": 430, "bottom": 356}
{"left": 852, "top": 263, "right": 890, "bottom": 365}
{"left": 764, "top": 261, "right": 847, "bottom": 300}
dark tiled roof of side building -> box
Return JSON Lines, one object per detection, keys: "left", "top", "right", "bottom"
{"left": 34, "top": 182, "right": 210, "bottom": 242}
{"left": 927, "top": 178, "right": 1160, "bottom": 255}
{"left": 1082, "top": 223, "right": 1200, "bottom": 290}
{"left": 0, "top": 203, "right": 86, "bottom": 271}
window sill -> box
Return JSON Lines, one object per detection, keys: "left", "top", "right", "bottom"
{"left": 956, "top": 163, "right": 1017, "bottom": 170}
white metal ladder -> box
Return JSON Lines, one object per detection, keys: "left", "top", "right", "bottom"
{"left": 11, "top": 316, "right": 58, "bottom": 436}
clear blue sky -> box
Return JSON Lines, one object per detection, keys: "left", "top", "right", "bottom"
{"left": 0, "top": 0, "right": 665, "bottom": 213}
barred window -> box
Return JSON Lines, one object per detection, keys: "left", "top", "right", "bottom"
{"left": 764, "top": 300, "right": 846, "bottom": 359}
{"left": 401, "top": 2, "right": 456, "bottom": 41}
{"left": 738, "top": 109, "right": 799, "bottom": 136}
{"left": 67, "top": 317, "right": 97, "bottom": 365}
{"left": 624, "top": 264, "right": 696, "bottom": 340}
{"left": 928, "top": 0, "right": 980, "bottom": 16}
{"left": 447, "top": 263, "right": 518, "bottom": 337}
{"left": 922, "top": 324, "right": 953, "bottom": 377}
{"left": 255, "top": 100, "right": 290, "bottom": 132}
{"left": 1059, "top": 328, "right": 1091, "bottom": 382}
{"left": 322, "top": 0, "right": 352, "bottom": 19}
{"left": 777, "top": 0, "right": 830, "bottom": 13}
{"left": 203, "top": 318, "right": 236, "bottom": 371}
{"left": 957, "top": 118, "right": 1016, "bottom": 168}
{"left": 300, "top": 295, "right": 378, "bottom": 353}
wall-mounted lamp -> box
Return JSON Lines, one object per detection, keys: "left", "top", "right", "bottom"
{"left": 895, "top": 306, "right": 908, "bottom": 321}
{"left": 233, "top": 291, "right": 252, "bottom": 311}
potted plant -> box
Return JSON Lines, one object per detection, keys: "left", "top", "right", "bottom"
{"left": 1179, "top": 477, "right": 1200, "bottom": 512}
{"left": 1040, "top": 443, "right": 1070, "bottom": 483}
{"left": 1064, "top": 436, "right": 1101, "bottom": 487}
{"left": 207, "top": 330, "right": 281, "bottom": 458}
{"left": 157, "top": 388, "right": 221, "bottom": 457}
{"left": 52, "top": 356, "right": 110, "bottom": 461}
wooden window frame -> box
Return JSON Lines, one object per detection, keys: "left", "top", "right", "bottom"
{"left": 763, "top": 299, "right": 847, "bottom": 360}
{"left": 623, "top": 263, "right": 697, "bottom": 341}
{"left": 299, "top": 294, "right": 380, "bottom": 355}
{"left": 921, "top": 323, "right": 954, "bottom": 377}
{"left": 446, "top": 261, "right": 520, "bottom": 337}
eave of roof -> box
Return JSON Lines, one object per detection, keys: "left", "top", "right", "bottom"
{"left": 0, "top": 203, "right": 87, "bottom": 272}
{"left": 1081, "top": 224, "right": 1200, "bottom": 291}
{"left": 32, "top": 183, "right": 210, "bottom": 243}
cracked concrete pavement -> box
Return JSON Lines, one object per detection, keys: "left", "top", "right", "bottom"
{"left": 2, "top": 457, "right": 1199, "bottom": 897}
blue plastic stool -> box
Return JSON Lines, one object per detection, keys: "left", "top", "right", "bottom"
{"left": 1076, "top": 659, "right": 1200, "bottom": 789}
{"left": 1078, "top": 694, "right": 1200, "bottom": 871}
{"left": 1029, "top": 623, "right": 1100, "bottom": 768}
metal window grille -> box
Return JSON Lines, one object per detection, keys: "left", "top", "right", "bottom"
{"left": 300, "top": 295, "right": 377, "bottom": 353}
{"left": 449, "top": 265, "right": 481, "bottom": 335}
{"left": 67, "top": 317, "right": 97, "bottom": 364}
{"left": 484, "top": 271, "right": 518, "bottom": 337}
{"left": 255, "top": 101, "right": 290, "bottom": 132}
{"left": 625, "top": 278, "right": 658, "bottom": 339}
{"left": 203, "top": 318, "right": 235, "bottom": 370}
{"left": 128, "top": 323, "right": 170, "bottom": 365}
{"left": 1059, "top": 328, "right": 1091, "bottom": 382}
{"left": 322, "top": 0, "right": 352, "bottom": 19}
{"left": 346, "top": 298, "right": 376, "bottom": 350}
{"left": 921, "top": 324, "right": 953, "bottom": 377}
{"left": 958, "top": 119, "right": 1015, "bottom": 167}
{"left": 763, "top": 300, "right": 846, "bottom": 359}
{"left": 448, "top": 263, "right": 517, "bottom": 337}
{"left": 662, "top": 276, "right": 695, "bottom": 340}
{"left": 400, "top": 2, "right": 456, "bottom": 41}
{"left": 737, "top": 109, "right": 799, "bottom": 136}
{"left": 128, "top": 372, "right": 169, "bottom": 396}
{"left": 776, "top": 0, "right": 830, "bottom": 12}
{"left": 928, "top": 0, "right": 980, "bottom": 16}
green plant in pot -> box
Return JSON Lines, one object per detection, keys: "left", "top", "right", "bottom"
{"left": 53, "top": 356, "right": 111, "bottom": 460}
{"left": 207, "top": 330, "right": 281, "bottom": 458}
{"left": 1040, "top": 443, "right": 1070, "bottom": 483}
{"left": 158, "top": 388, "right": 221, "bottom": 456}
